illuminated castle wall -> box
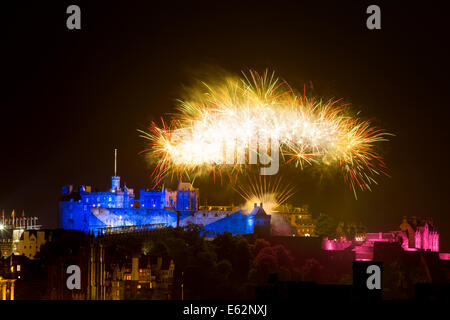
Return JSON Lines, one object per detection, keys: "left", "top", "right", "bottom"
{"left": 399, "top": 216, "right": 439, "bottom": 252}
{"left": 59, "top": 176, "right": 197, "bottom": 232}
{"left": 322, "top": 216, "right": 444, "bottom": 261}
{"left": 139, "top": 182, "right": 198, "bottom": 211}
{"left": 59, "top": 175, "right": 270, "bottom": 235}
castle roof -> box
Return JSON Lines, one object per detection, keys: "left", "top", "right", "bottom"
{"left": 178, "top": 182, "right": 196, "bottom": 191}
{"left": 250, "top": 204, "right": 268, "bottom": 217}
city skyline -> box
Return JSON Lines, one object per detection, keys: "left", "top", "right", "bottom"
{"left": 2, "top": 1, "right": 450, "bottom": 305}
{"left": 2, "top": 1, "right": 450, "bottom": 252}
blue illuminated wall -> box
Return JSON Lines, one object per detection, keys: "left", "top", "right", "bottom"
{"left": 59, "top": 177, "right": 198, "bottom": 232}
{"left": 202, "top": 211, "right": 255, "bottom": 235}
{"left": 140, "top": 189, "right": 166, "bottom": 209}
{"left": 59, "top": 176, "right": 269, "bottom": 236}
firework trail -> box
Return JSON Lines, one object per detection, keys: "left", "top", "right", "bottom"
{"left": 139, "top": 69, "right": 392, "bottom": 196}
{"left": 234, "top": 175, "right": 295, "bottom": 214}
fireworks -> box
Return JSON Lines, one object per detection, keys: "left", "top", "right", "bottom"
{"left": 235, "top": 175, "right": 295, "bottom": 214}
{"left": 139, "top": 69, "right": 391, "bottom": 195}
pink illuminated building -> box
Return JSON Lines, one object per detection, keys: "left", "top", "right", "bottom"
{"left": 399, "top": 217, "right": 439, "bottom": 252}
{"left": 322, "top": 217, "right": 448, "bottom": 261}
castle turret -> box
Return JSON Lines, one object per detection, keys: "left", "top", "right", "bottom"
{"left": 111, "top": 149, "right": 120, "bottom": 191}
{"left": 111, "top": 176, "right": 120, "bottom": 191}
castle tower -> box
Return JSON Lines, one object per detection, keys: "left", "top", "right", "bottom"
{"left": 111, "top": 149, "right": 120, "bottom": 191}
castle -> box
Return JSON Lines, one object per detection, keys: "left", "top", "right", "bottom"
{"left": 322, "top": 216, "right": 448, "bottom": 261}
{"left": 59, "top": 175, "right": 201, "bottom": 232}
{"left": 59, "top": 162, "right": 270, "bottom": 236}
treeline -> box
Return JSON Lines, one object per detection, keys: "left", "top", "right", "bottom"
{"left": 315, "top": 213, "right": 367, "bottom": 239}
{"left": 137, "top": 225, "right": 307, "bottom": 299}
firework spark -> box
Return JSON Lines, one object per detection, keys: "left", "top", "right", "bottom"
{"left": 140, "top": 69, "right": 392, "bottom": 195}
{"left": 235, "top": 175, "right": 295, "bottom": 214}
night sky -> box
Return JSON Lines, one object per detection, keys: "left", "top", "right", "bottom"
{"left": 2, "top": 1, "right": 450, "bottom": 249}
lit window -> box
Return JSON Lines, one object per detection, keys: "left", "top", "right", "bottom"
{"left": 17, "top": 265, "right": 21, "bottom": 271}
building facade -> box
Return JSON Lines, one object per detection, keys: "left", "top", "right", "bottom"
{"left": 59, "top": 174, "right": 270, "bottom": 236}
{"left": 0, "top": 212, "right": 44, "bottom": 259}
{"left": 59, "top": 176, "right": 199, "bottom": 233}
{"left": 322, "top": 217, "right": 448, "bottom": 261}
{"left": 269, "top": 205, "right": 316, "bottom": 237}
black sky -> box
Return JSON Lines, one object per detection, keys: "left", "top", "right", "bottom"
{"left": 2, "top": 1, "right": 450, "bottom": 249}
